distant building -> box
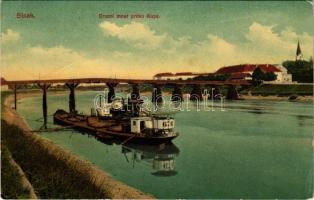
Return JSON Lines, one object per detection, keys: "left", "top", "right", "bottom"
{"left": 153, "top": 63, "right": 293, "bottom": 83}
{"left": 153, "top": 72, "right": 200, "bottom": 80}
{"left": 0, "top": 77, "right": 9, "bottom": 91}
{"left": 153, "top": 72, "right": 176, "bottom": 80}
{"left": 215, "top": 64, "right": 293, "bottom": 83}
{"left": 273, "top": 64, "right": 293, "bottom": 83}
{"left": 1, "top": 85, "right": 9, "bottom": 91}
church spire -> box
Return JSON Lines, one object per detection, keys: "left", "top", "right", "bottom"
{"left": 296, "top": 40, "right": 303, "bottom": 61}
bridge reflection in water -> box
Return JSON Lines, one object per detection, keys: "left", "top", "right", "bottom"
{"left": 121, "top": 143, "right": 180, "bottom": 176}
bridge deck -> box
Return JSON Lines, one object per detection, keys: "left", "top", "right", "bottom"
{"left": 1, "top": 78, "right": 251, "bottom": 86}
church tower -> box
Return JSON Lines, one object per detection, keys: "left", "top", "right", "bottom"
{"left": 296, "top": 40, "right": 303, "bottom": 61}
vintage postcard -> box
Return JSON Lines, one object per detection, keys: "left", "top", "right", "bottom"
{"left": 1, "top": 0, "right": 313, "bottom": 199}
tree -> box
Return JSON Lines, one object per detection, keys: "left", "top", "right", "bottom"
{"left": 252, "top": 67, "right": 264, "bottom": 85}
{"left": 251, "top": 67, "right": 277, "bottom": 85}
{"left": 282, "top": 58, "right": 313, "bottom": 83}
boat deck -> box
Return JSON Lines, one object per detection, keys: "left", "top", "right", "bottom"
{"left": 53, "top": 110, "right": 178, "bottom": 144}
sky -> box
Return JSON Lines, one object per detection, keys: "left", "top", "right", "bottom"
{"left": 1, "top": 1, "right": 313, "bottom": 80}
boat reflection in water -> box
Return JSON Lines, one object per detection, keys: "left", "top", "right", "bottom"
{"left": 121, "top": 143, "right": 180, "bottom": 176}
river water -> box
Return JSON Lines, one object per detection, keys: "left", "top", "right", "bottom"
{"left": 17, "top": 91, "right": 313, "bottom": 199}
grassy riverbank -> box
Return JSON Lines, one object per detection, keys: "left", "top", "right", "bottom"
{"left": 1, "top": 120, "right": 110, "bottom": 198}
{"left": 1, "top": 91, "right": 153, "bottom": 199}
{"left": 1, "top": 142, "right": 36, "bottom": 199}
{"left": 240, "top": 84, "right": 313, "bottom": 96}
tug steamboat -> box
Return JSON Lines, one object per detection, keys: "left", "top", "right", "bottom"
{"left": 53, "top": 97, "right": 179, "bottom": 144}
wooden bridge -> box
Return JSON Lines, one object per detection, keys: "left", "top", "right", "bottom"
{"left": 1, "top": 77, "right": 251, "bottom": 86}
{"left": 1, "top": 77, "right": 251, "bottom": 129}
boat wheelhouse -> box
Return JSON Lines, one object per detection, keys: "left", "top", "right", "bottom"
{"left": 130, "top": 116, "right": 176, "bottom": 136}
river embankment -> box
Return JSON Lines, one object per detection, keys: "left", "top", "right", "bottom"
{"left": 1, "top": 90, "right": 154, "bottom": 199}
{"left": 240, "top": 94, "right": 313, "bottom": 101}
{"left": 239, "top": 84, "right": 313, "bottom": 101}
{"left": 1, "top": 143, "right": 37, "bottom": 199}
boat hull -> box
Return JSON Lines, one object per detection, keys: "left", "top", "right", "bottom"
{"left": 53, "top": 109, "right": 178, "bottom": 145}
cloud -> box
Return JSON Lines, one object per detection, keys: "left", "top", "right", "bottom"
{"left": 166, "top": 22, "right": 312, "bottom": 71}
{"left": 243, "top": 22, "right": 312, "bottom": 62}
{"left": 2, "top": 22, "right": 312, "bottom": 80}
{"left": 1, "top": 29, "right": 20, "bottom": 44}
{"left": 99, "top": 22, "right": 166, "bottom": 49}
{"left": 24, "top": 46, "right": 124, "bottom": 78}
{"left": 205, "top": 35, "right": 236, "bottom": 57}
{"left": 160, "top": 22, "right": 312, "bottom": 72}
{"left": 246, "top": 22, "right": 280, "bottom": 45}
{"left": 1, "top": 45, "right": 155, "bottom": 80}
{"left": 98, "top": 21, "right": 312, "bottom": 73}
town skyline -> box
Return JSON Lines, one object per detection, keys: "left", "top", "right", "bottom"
{"left": 1, "top": 1, "right": 313, "bottom": 80}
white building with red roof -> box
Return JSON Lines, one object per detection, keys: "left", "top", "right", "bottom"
{"left": 215, "top": 64, "right": 292, "bottom": 83}
{"left": 153, "top": 64, "right": 292, "bottom": 83}
{"left": 273, "top": 64, "right": 293, "bottom": 83}
{"left": 153, "top": 72, "right": 199, "bottom": 80}
{"left": 153, "top": 72, "right": 176, "bottom": 80}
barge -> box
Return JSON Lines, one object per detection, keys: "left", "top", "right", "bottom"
{"left": 53, "top": 98, "right": 179, "bottom": 144}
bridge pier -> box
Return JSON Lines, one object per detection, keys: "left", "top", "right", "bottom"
{"left": 14, "top": 84, "right": 17, "bottom": 110}
{"left": 130, "top": 84, "right": 140, "bottom": 116}
{"left": 152, "top": 84, "right": 163, "bottom": 104}
{"left": 65, "top": 83, "right": 79, "bottom": 114}
{"left": 106, "top": 82, "right": 118, "bottom": 103}
{"left": 38, "top": 84, "right": 51, "bottom": 129}
{"left": 190, "top": 84, "right": 203, "bottom": 101}
{"left": 226, "top": 85, "right": 239, "bottom": 100}
{"left": 209, "top": 87, "right": 221, "bottom": 100}
{"left": 171, "top": 84, "right": 183, "bottom": 102}
{"left": 131, "top": 84, "right": 140, "bottom": 100}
